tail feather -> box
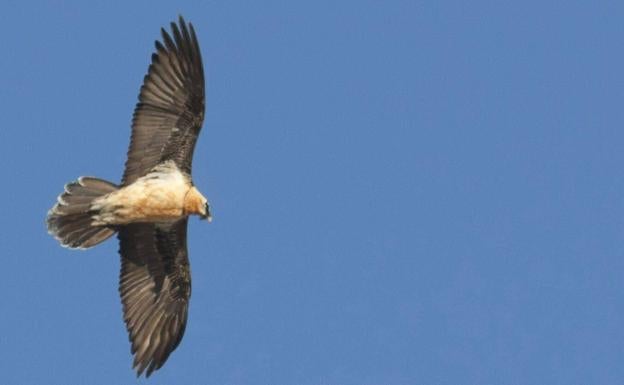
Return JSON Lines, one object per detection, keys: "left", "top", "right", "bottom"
{"left": 47, "top": 176, "right": 119, "bottom": 249}
{"left": 53, "top": 202, "right": 93, "bottom": 215}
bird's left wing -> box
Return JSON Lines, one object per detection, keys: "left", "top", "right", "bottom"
{"left": 118, "top": 219, "right": 191, "bottom": 377}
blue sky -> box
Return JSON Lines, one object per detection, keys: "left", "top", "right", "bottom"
{"left": 0, "top": 1, "right": 623, "bottom": 384}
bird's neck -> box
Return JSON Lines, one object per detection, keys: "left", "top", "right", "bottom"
{"left": 183, "top": 186, "right": 206, "bottom": 216}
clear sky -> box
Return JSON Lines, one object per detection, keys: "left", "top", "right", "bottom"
{"left": 0, "top": 1, "right": 623, "bottom": 384}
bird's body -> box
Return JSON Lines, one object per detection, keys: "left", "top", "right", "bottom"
{"left": 46, "top": 16, "right": 209, "bottom": 377}
{"left": 91, "top": 161, "right": 208, "bottom": 225}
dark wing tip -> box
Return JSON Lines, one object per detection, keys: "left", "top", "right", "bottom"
{"left": 130, "top": 313, "right": 188, "bottom": 378}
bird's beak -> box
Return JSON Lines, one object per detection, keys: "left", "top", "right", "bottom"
{"left": 200, "top": 202, "right": 212, "bottom": 222}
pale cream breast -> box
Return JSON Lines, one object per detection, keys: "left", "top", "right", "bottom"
{"left": 92, "top": 161, "right": 193, "bottom": 225}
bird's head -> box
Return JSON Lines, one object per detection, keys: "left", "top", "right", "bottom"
{"left": 199, "top": 201, "right": 212, "bottom": 222}
{"left": 184, "top": 186, "right": 212, "bottom": 222}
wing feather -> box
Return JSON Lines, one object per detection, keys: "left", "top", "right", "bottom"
{"left": 118, "top": 219, "right": 191, "bottom": 377}
{"left": 122, "top": 16, "right": 205, "bottom": 185}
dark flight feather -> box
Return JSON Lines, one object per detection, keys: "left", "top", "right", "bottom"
{"left": 122, "top": 15, "right": 205, "bottom": 186}
{"left": 118, "top": 219, "right": 191, "bottom": 377}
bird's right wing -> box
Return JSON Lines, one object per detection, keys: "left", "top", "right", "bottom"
{"left": 122, "top": 16, "right": 205, "bottom": 186}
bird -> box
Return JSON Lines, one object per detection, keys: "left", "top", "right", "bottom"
{"left": 46, "top": 16, "right": 209, "bottom": 377}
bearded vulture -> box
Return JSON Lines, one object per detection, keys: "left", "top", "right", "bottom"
{"left": 46, "top": 16, "right": 209, "bottom": 377}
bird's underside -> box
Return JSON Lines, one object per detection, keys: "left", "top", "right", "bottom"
{"left": 91, "top": 161, "right": 208, "bottom": 226}
{"left": 46, "top": 16, "right": 208, "bottom": 377}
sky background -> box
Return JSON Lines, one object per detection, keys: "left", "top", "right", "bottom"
{"left": 0, "top": 1, "right": 623, "bottom": 384}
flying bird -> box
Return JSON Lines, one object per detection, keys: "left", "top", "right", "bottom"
{"left": 46, "top": 16, "right": 209, "bottom": 377}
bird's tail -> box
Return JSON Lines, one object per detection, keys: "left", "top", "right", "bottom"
{"left": 46, "top": 177, "right": 119, "bottom": 249}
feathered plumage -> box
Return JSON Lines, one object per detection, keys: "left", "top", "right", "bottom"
{"left": 46, "top": 16, "right": 210, "bottom": 377}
